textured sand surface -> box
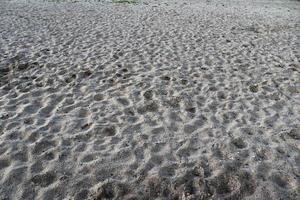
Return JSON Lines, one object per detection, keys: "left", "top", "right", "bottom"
{"left": 0, "top": 0, "right": 300, "bottom": 199}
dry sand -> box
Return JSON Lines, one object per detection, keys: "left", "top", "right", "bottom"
{"left": 0, "top": 0, "right": 300, "bottom": 199}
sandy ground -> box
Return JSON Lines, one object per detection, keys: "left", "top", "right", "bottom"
{"left": 0, "top": 0, "right": 300, "bottom": 199}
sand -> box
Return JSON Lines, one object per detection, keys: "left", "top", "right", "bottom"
{"left": 0, "top": 0, "right": 300, "bottom": 199}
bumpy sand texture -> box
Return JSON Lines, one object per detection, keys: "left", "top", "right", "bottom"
{"left": 0, "top": 0, "right": 300, "bottom": 199}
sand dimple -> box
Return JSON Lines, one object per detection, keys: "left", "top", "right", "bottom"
{"left": 32, "top": 140, "right": 56, "bottom": 155}
{"left": 0, "top": 158, "right": 10, "bottom": 170}
{"left": 31, "top": 172, "right": 57, "bottom": 187}
{"left": 0, "top": 0, "right": 300, "bottom": 199}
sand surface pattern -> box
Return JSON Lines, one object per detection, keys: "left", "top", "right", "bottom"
{"left": 0, "top": 0, "right": 300, "bottom": 199}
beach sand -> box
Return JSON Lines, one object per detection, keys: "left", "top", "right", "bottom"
{"left": 0, "top": 0, "right": 300, "bottom": 199}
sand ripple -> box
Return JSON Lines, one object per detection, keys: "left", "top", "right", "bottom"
{"left": 0, "top": 0, "right": 300, "bottom": 199}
